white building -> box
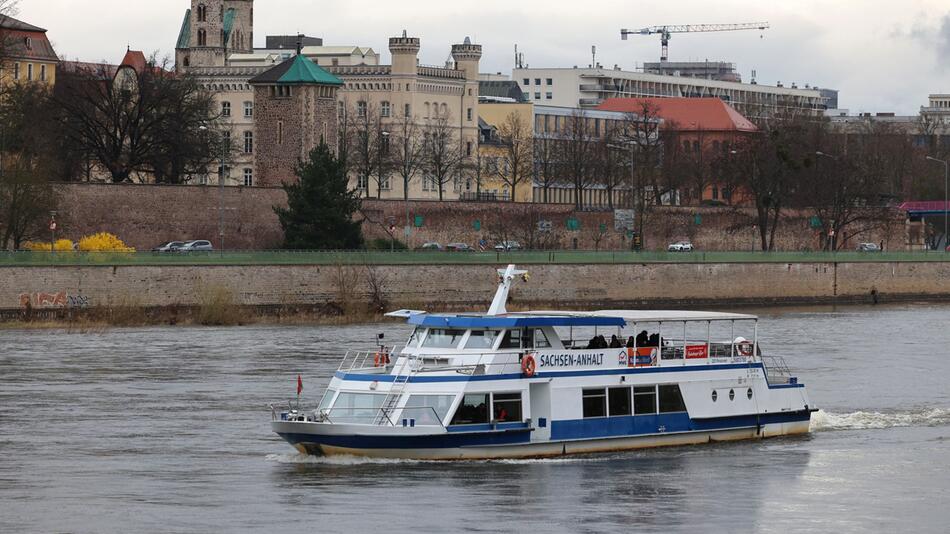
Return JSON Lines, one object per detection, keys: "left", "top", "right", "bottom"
{"left": 512, "top": 67, "right": 829, "bottom": 119}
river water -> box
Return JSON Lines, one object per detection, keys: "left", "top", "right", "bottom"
{"left": 2, "top": 303, "right": 950, "bottom": 533}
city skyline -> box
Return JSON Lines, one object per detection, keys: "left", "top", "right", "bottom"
{"left": 14, "top": 0, "right": 950, "bottom": 114}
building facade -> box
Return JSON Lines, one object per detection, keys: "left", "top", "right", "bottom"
{"left": 513, "top": 67, "right": 829, "bottom": 119}
{"left": 0, "top": 16, "right": 58, "bottom": 87}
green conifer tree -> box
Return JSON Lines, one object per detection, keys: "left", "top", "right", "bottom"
{"left": 274, "top": 143, "right": 364, "bottom": 249}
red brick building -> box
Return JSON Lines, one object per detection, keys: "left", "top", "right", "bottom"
{"left": 597, "top": 97, "right": 758, "bottom": 206}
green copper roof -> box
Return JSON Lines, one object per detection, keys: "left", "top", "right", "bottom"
{"left": 176, "top": 9, "right": 191, "bottom": 50}
{"left": 249, "top": 54, "right": 344, "bottom": 86}
{"left": 223, "top": 8, "right": 235, "bottom": 45}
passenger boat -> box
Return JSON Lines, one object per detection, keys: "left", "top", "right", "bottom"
{"left": 271, "top": 265, "right": 816, "bottom": 460}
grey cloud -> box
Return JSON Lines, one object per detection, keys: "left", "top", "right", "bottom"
{"left": 939, "top": 15, "right": 950, "bottom": 70}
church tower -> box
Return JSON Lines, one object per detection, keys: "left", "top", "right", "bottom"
{"left": 176, "top": 0, "right": 254, "bottom": 72}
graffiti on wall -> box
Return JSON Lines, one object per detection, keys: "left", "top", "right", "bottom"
{"left": 18, "top": 292, "right": 90, "bottom": 309}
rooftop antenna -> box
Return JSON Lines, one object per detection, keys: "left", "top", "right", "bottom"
{"left": 591, "top": 45, "right": 597, "bottom": 68}
{"left": 296, "top": 33, "right": 303, "bottom": 55}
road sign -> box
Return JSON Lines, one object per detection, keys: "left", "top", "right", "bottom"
{"left": 49, "top": 221, "right": 57, "bottom": 231}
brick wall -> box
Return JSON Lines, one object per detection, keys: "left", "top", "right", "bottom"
{"left": 48, "top": 183, "right": 908, "bottom": 252}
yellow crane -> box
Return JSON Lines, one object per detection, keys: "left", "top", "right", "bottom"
{"left": 621, "top": 23, "right": 769, "bottom": 62}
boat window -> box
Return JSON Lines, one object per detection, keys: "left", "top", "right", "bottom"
{"left": 331, "top": 392, "right": 386, "bottom": 423}
{"left": 449, "top": 393, "right": 490, "bottom": 425}
{"left": 404, "top": 394, "right": 455, "bottom": 425}
{"left": 464, "top": 329, "right": 500, "bottom": 350}
{"left": 658, "top": 384, "right": 687, "bottom": 413}
{"left": 492, "top": 392, "right": 523, "bottom": 422}
{"left": 422, "top": 328, "right": 466, "bottom": 349}
{"left": 747, "top": 388, "right": 753, "bottom": 400}
{"left": 634, "top": 386, "right": 657, "bottom": 414}
{"left": 318, "top": 389, "right": 336, "bottom": 412}
{"left": 533, "top": 329, "right": 551, "bottom": 349}
{"left": 498, "top": 329, "right": 533, "bottom": 349}
{"left": 407, "top": 327, "right": 422, "bottom": 347}
{"left": 582, "top": 388, "right": 607, "bottom": 418}
{"left": 608, "top": 387, "right": 631, "bottom": 416}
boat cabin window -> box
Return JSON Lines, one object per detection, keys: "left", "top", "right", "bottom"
{"left": 318, "top": 389, "right": 336, "bottom": 412}
{"left": 407, "top": 327, "right": 422, "bottom": 347}
{"left": 404, "top": 394, "right": 455, "bottom": 424}
{"left": 533, "top": 329, "right": 551, "bottom": 349}
{"left": 492, "top": 392, "right": 523, "bottom": 422}
{"left": 500, "top": 329, "right": 534, "bottom": 349}
{"left": 634, "top": 386, "right": 657, "bottom": 414}
{"left": 582, "top": 388, "right": 607, "bottom": 418}
{"left": 658, "top": 384, "right": 687, "bottom": 413}
{"left": 608, "top": 387, "right": 631, "bottom": 416}
{"left": 449, "top": 393, "right": 490, "bottom": 425}
{"left": 463, "top": 329, "right": 500, "bottom": 350}
{"left": 331, "top": 392, "right": 386, "bottom": 423}
{"left": 422, "top": 328, "right": 466, "bottom": 349}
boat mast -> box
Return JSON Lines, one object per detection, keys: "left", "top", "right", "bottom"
{"left": 487, "top": 264, "right": 528, "bottom": 316}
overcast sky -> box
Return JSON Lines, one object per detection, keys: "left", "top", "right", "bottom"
{"left": 16, "top": 0, "right": 950, "bottom": 114}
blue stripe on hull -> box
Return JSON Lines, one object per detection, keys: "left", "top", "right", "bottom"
{"left": 277, "top": 411, "right": 811, "bottom": 451}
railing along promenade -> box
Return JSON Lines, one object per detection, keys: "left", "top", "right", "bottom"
{"left": 1, "top": 250, "right": 948, "bottom": 267}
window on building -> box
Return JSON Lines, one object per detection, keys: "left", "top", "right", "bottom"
{"left": 218, "top": 165, "right": 230, "bottom": 183}
{"left": 658, "top": 384, "right": 687, "bottom": 413}
{"left": 634, "top": 386, "right": 657, "bottom": 414}
{"left": 277, "top": 120, "right": 283, "bottom": 145}
{"left": 331, "top": 58, "right": 339, "bottom": 66}
{"left": 467, "top": 108, "right": 473, "bottom": 121}
{"left": 404, "top": 103, "right": 411, "bottom": 117}
{"left": 692, "top": 141, "right": 700, "bottom": 153}
{"left": 712, "top": 187, "right": 719, "bottom": 200}
{"left": 545, "top": 92, "right": 552, "bottom": 100}
{"left": 546, "top": 78, "right": 553, "bottom": 85}
{"left": 221, "top": 101, "right": 231, "bottom": 117}
{"left": 683, "top": 140, "right": 690, "bottom": 152}
{"left": 466, "top": 141, "right": 472, "bottom": 156}
{"left": 492, "top": 392, "right": 522, "bottom": 422}
{"left": 40, "top": 65, "right": 46, "bottom": 82}
{"left": 534, "top": 78, "right": 541, "bottom": 85}
{"left": 582, "top": 388, "right": 607, "bottom": 418}
{"left": 197, "top": 29, "right": 207, "bottom": 47}
{"left": 27, "top": 64, "right": 33, "bottom": 81}
{"left": 522, "top": 92, "right": 530, "bottom": 101}
{"left": 14, "top": 62, "right": 19, "bottom": 80}
{"left": 440, "top": 103, "right": 447, "bottom": 116}
{"left": 244, "top": 101, "right": 253, "bottom": 117}
{"left": 450, "top": 393, "right": 490, "bottom": 425}
{"left": 243, "top": 168, "right": 253, "bottom": 187}
{"left": 381, "top": 101, "right": 391, "bottom": 117}
{"left": 357, "top": 174, "right": 368, "bottom": 190}
{"left": 608, "top": 387, "right": 632, "bottom": 416}
{"left": 534, "top": 92, "right": 541, "bottom": 100}
{"left": 523, "top": 78, "right": 530, "bottom": 85}
{"left": 424, "top": 102, "right": 431, "bottom": 118}
{"left": 357, "top": 101, "right": 367, "bottom": 117}
{"left": 24, "top": 37, "right": 32, "bottom": 50}
{"left": 197, "top": 4, "right": 207, "bottom": 22}
{"left": 243, "top": 131, "right": 253, "bottom": 154}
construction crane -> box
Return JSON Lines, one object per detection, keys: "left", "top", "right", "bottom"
{"left": 621, "top": 23, "right": 769, "bottom": 62}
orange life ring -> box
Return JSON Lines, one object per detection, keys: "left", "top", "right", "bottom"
{"left": 737, "top": 341, "right": 754, "bottom": 357}
{"left": 521, "top": 354, "right": 537, "bottom": 377}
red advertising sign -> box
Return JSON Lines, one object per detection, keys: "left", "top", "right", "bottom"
{"left": 685, "top": 344, "right": 709, "bottom": 359}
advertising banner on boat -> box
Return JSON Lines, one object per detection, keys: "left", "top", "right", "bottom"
{"left": 685, "top": 345, "right": 709, "bottom": 359}
{"left": 626, "top": 347, "right": 656, "bottom": 367}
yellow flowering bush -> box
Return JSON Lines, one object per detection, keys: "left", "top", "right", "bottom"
{"left": 77, "top": 232, "right": 135, "bottom": 252}
{"left": 26, "top": 239, "right": 75, "bottom": 251}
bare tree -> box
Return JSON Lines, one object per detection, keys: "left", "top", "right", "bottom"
{"left": 594, "top": 121, "right": 628, "bottom": 209}
{"left": 390, "top": 110, "right": 424, "bottom": 200}
{"left": 494, "top": 111, "right": 534, "bottom": 202}
{"left": 347, "top": 100, "right": 393, "bottom": 199}
{"left": 533, "top": 136, "right": 561, "bottom": 203}
{"left": 558, "top": 110, "right": 598, "bottom": 210}
{"left": 421, "top": 115, "right": 464, "bottom": 201}
{"left": 618, "top": 104, "right": 665, "bottom": 244}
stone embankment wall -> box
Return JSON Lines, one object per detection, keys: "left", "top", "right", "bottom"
{"left": 52, "top": 183, "right": 907, "bottom": 252}
{"left": 5, "top": 262, "right": 950, "bottom": 314}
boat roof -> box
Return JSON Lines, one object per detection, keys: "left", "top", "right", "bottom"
{"left": 394, "top": 309, "right": 756, "bottom": 329}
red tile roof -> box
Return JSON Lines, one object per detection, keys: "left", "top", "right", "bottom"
{"left": 120, "top": 50, "right": 148, "bottom": 73}
{"left": 596, "top": 97, "right": 757, "bottom": 132}
{"left": 0, "top": 16, "right": 58, "bottom": 62}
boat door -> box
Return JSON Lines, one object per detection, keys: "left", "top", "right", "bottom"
{"left": 529, "top": 382, "right": 551, "bottom": 442}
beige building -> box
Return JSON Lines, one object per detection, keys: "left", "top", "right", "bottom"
{"left": 0, "top": 16, "right": 58, "bottom": 87}
{"left": 175, "top": 0, "right": 481, "bottom": 198}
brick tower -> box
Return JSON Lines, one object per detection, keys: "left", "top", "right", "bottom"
{"left": 248, "top": 52, "right": 344, "bottom": 186}
{"left": 175, "top": 0, "right": 254, "bottom": 71}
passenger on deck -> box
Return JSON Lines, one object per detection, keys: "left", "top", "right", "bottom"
{"left": 648, "top": 333, "right": 660, "bottom": 347}
{"left": 626, "top": 336, "right": 636, "bottom": 348}
{"left": 635, "top": 330, "right": 649, "bottom": 347}
{"left": 609, "top": 335, "right": 622, "bottom": 348}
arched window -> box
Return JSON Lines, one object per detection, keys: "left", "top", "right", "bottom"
{"left": 440, "top": 103, "right": 447, "bottom": 116}
{"left": 183, "top": 56, "right": 190, "bottom": 67}
{"left": 692, "top": 140, "right": 700, "bottom": 153}
{"left": 425, "top": 102, "right": 431, "bottom": 118}
{"left": 197, "top": 29, "right": 207, "bottom": 46}
{"left": 197, "top": 4, "right": 207, "bottom": 22}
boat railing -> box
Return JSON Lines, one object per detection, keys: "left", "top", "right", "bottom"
{"left": 316, "top": 406, "right": 445, "bottom": 429}
{"left": 411, "top": 351, "right": 526, "bottom": 376}
{"left": 338, "top": 346, "right": 399, "bottom": 372}
{"left": 760, "top": 355, "right": 793, "bottom": 385}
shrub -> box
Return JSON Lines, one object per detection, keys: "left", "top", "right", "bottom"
{"left": 26, "top": 239, "right": 75, "bottom": 251}
{"left": 77, "top": 232, "right": 135, "bottom": 252}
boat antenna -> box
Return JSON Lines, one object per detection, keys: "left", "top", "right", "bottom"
{"left": 487, "top": 264, "right": 528, "bottom": 316}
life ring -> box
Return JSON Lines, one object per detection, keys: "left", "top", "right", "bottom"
{"left": 521, "top": 354, "right": 537, "bottom": 377}
{"left": 737, "top": 341, "right": 754, "bottom": 357}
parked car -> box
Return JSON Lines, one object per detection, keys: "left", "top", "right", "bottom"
{"left": 152, "top": 241, "right": 184, "bottom": 252}
{"left": 494, "top": 241, "right": 522, "bottom": 252}
{"left": 667, "top": 241, "right": 694, "bottom": 252}
{"left": 417, "top": 242, "right": 443, "bottom": 251}
{"left": 445, "top": 243, "right": 475, "bottom": 252}
{"left": 857, "top": 242, "right": 881, "bottom": 252}
{"left": 178, "top": 240, "right": 214, "bottom": 252}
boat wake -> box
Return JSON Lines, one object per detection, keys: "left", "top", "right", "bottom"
{"left": 810, "top": 407, "right": 950, "bottom": 431}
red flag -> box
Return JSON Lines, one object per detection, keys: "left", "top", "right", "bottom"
{"left": 296, "top": 374, "right": 303, "bottom": 396}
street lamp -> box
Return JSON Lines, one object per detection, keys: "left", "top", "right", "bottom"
{"left": 926, "top": 156, "right": 949, "bottom": 252}
{"left": 816, "top": 151, "right": 839, "bottom": 251}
